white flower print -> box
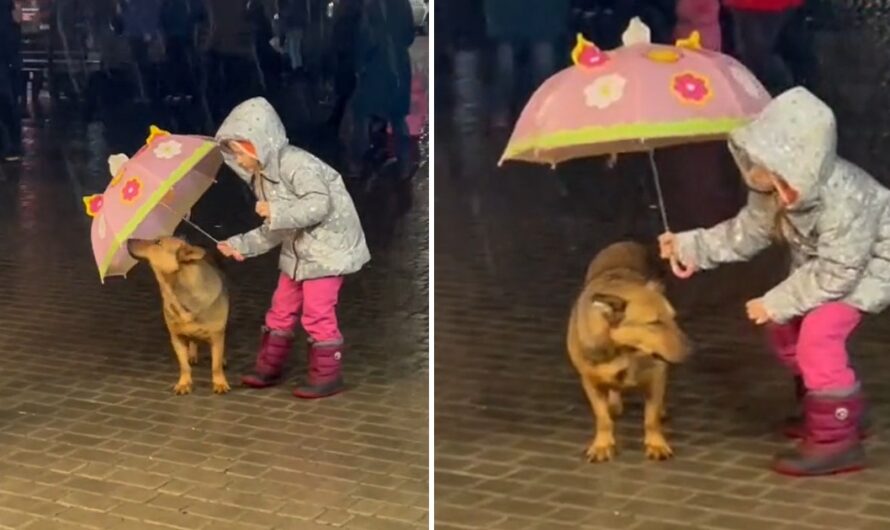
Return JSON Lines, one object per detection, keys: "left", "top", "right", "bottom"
{"left": 153, "top": 140, "right": 183, "bottom": 160}
{"left": 584, "top": 74, "right": 628, "bottom": 110}
{"left": 729, "top": 65, "right": 762, "bottom": 98}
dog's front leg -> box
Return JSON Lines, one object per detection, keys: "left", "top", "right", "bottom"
{"left": 209, "top": 332, "right": 230, "bottom": 394}
{"left": 169, "top": 334, "right": 193, "bottom": 395}
{"left": 187, "top": 342, "right": 198, "bottom": 365}
{"left": 582, "top": 377, "right": 616, "bottom": 462}
{"left": 643, "top": 365, "right": 672, "bottom": 460}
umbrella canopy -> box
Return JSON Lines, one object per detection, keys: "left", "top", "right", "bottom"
{"left": 83, "top": 126, "right": 223, "bottom": 282}
{"left": 499, "top": 21, "right": 772, "bottom": 167}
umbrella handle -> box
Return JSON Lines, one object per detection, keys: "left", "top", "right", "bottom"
{"left": 669, "top": 255, "right": 695, "bottom": 279}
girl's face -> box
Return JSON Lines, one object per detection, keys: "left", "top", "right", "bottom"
{"left": 747, "top": 165, "right": 798, "bottom": 206}
{"left": 227, "top": 141, "right": 261, "bottom": 173}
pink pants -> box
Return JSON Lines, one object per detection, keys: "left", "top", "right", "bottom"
{"left": 767, "top": 302, "right": 860, "bottom": 392}
{"left": 265, "top": 274, "right": 344, "bottom": 342}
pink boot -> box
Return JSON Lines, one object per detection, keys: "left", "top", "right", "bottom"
{"left": 293, "top": 340, "right": 345, "bottom": 399}
{"left": 773, "top": 391, "right": 866, "bottom": 476}
{"left": 241, "top": 327, "right": 294, "bottom": 388}
{"left": 783, "top": 376, "right": 869, "bottom": 439}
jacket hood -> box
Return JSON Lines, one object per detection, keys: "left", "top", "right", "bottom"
{"left": 729, "top": 87, "right": 837, "bottom": 209}
{"left": 215, "top": 97, "right": 288, "bottom": 183}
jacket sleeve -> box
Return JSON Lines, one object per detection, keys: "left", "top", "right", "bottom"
{"left": 226, "top": 224, "right": 284, "bottom": 258}
{"left": 674, "top": 191, "right": 775, "bottom": 271}
{"left": 762, "top": 198, "right": 880, "bottom": 323}
{"left": 266, "top": 162, "right": 332, "bottom": 231}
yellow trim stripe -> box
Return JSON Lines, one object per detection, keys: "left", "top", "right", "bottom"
{"left": 501, "top": 117, "right": 748, "bottom": 161}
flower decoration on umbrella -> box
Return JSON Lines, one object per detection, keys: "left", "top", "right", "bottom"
{"left": 585, "top": 74, "right": 628, "bottom": 109}
{"left": 83, "top": 194, "right": 104, "bottom": 217}
{"left": 153, "top": 139, "right": 183, "bottom": 160}
{"left": 121, "top": 177, "right": 143, "bottom": 203}
{"left": 671, "top": 72, "right": 712, "bottom": 105}
{"left": 572, "top": 34, "right": 610, "bottom": 69}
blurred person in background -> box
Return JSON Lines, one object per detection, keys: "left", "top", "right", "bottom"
{"left": 485, "top": 0, "right": 570, "bottom": 128}
{"left": 115, "top": 0, "right": 163, "bottom": 103}
{"left": 346, "top": 0, "right": 414, "bottom": 181}
{"left": 0, "top": 0, "right": 23, "bottom": 161}
{"left": 159, "top": 0, "right": 206, "bottom": 102}
{"left": 204, "top": 0, "right": 261, "bottom": 121}
{"left": 327, "top": 0, "right": 362, "bottom": 133}
{"left": 277, "top": 0, "right": 309, "bottom": 74}
{"left": 724, "top": 0, "right": 816, "bottom": 94}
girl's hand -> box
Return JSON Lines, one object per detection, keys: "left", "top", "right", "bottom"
{"left": 658, "top": 232, "right": 696, "bottom": 279}
{"left": 746, "top": 298, "right": 771, "bottom": 325}
{"left": 255, "top": 201, "right": 270, "bottom": 219}
{"left": 217, "top": 242, "right": 245, "bottom": 262}
{"left": 658, "top": 232, "right": 677, "bottom": 260}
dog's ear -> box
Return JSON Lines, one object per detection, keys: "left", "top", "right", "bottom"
{"left": 590, "top": 293, "right": 627, "bottom": 325}
{"left": 177, "top": 244, "right": 207, "bottom": 263}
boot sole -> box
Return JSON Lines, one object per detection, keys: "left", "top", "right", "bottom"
{"left": 293, "top": 387, "right": 345, "bottom": 399}
{"left": 241, "top": 376, "right": 283, "bottom": 389}
{"left": 773, "top": 463, "right": 865, "bottom": 477}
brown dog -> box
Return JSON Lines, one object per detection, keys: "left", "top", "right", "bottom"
{"left": 128, "top": 237, "right": 230, "bottom": 395}
{"left": 567, "top": 241, "right": 690, "bottom": 462}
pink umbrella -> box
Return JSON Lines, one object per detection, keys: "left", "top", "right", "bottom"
{"left": 499, "top": 19, "right": 771, "bottom": 275}
{"left": 82, "top": 126, "right": 223, "bottom": 282}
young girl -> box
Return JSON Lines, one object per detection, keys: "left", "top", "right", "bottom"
{"left": 659, "top": 87, "right": 890, "bottom": 476}
{"left": 216, "top": 97, "right": 370, "bottom": 399}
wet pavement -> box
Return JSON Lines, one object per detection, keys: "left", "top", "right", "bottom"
{"left": 0, "top": 41, "right": 428, "bottom": 529}
{"left": 434, "top": 14, "right": 890, "bottom": 530}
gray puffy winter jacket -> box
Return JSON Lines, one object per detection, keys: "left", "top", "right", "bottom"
{"left": 675, "top": 88, "right": 890, "bottom": 324}
{"left": 218, "top": 97, "right": 371, "bottom": 281}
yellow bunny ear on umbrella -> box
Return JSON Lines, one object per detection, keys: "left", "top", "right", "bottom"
{"left": 146, "top": 125, "right": 172, "bottom": 145}
{"left": 676, "top": 31, "right": 703, "bottom": 50}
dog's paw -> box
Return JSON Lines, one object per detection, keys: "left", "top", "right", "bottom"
{"left": 188, "top": 356, "right": 199, "bottom": 366}
{"left": 585, "top": 435, "right": 617, "bottom": 463}
{"left": 644, "top": 433, "right": 673, "bottom": 461}
{"left": 212, "top": 378, "right": 231, "bottom": 394}
{"left": 173, "top": 379, "right": 193, "bottom": 395}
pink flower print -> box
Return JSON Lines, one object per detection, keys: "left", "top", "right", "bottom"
{"left": 121, "top": 177, "right": 143, "bottom": 203}
{"left": 571, "top": 34, "right": 610, "bottom": 70}
{"left": 83, "top": 194, "right": 104, "bottom": 217}
{"left": 671, "top": 72, "right": 712, "bottom": 104}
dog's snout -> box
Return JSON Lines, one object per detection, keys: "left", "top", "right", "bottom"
{"left": 126, "top": 239, "right": 147, "bottom": 259}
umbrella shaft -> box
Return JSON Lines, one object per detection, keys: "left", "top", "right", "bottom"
{"left": 648, "top": 150, "right": 670, "bottom": 233}
{"left": 181, "top": 216, "right": 220, "bottom": 245}
{"left": 157, "top": 201, "right": 220, "bottom": 244}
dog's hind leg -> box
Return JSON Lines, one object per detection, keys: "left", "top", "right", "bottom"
{"left": 608, "top": 390, "right": 624, "bottom": 417}
{"left": 643, "top": 365, "right": 672, "bottom": 460}
{"left": 188, "top": 342, "right": 198, "bottom": 366}
{"left": 582, "top": 377, "right": 616, "bottom": 463}
{"left": 210, "top": 332, "right": 231, "bottom": 395}
{"left": 169, "top": 334, "right": 193, "bottom": 395}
